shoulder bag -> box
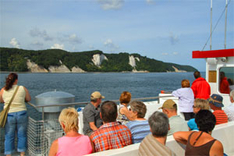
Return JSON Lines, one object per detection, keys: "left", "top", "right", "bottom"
{"left": 0, "top": 86, "right": 20, "bottom": 128}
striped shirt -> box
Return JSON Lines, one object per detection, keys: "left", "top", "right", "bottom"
{"left": 213, "top": 110, "right": 228, "bottom": 125}
{"left": 126, "top": 120, "right": 151, "bottom": 144}
{"left": 90, "top": 122, "right": 132, "bottom": 152}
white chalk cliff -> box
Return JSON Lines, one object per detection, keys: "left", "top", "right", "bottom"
{"left": 27, "top": 59, "right": 86, "bottom": 73}
{"left": 27, "top": 60, "right": 48, "bottom": 72}
{"left": 92, "top": 54, "right": 108, "bottom": 67}
{"left": 129, "top": 55, "right": 140, "bottom": 68}
{"left": 71, "top": 66, "right": 86, "bottom": 73}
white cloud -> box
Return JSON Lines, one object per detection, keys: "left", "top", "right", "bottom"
{"left": 51, "top": 43, "right": 64, "bottom": 50}
{"left": 29, "top": 28, "right": 53, "bottom": 41}
{"left": 104, "top": 39, "right": 119, "bottom": 52}
{"left": 9, "top": 38, "right": 20, "bottom": 48}
{"left": 169, "top": 32, "right": 179, "bottom": 45}
{"left": 68, "top": 34, "right": 82, "bottom": 44}
{"left": 98, "top": 0, "right": 124, "bottom": 10}
{"left": 58, "top": 33, "right": 82, "bottom": 45}
{"left": 173, "top": 52, "right": 178, "bottom": 55}
{"left": 146, "top": 0, "right": 155, "bottom": 4}
{"left": 161, "top": 52, "right": 168, "bottom": 55}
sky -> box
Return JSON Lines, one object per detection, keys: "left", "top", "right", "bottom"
{"left": 0, "top": 0, "right": 233, "bottom": 71}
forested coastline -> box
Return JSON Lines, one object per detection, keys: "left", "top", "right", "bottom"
{"left": 0, "top": 47, "right": 197, "bottom": 72}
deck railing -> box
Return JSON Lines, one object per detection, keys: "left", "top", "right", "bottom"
{"left": 0, "top": 94, "right": 174, "bottom": 155}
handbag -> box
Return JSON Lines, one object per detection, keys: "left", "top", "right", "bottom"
{"left": 0, "top": 86, "right": 19, "bottom": 128}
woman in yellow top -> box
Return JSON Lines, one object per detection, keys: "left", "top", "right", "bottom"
{"left": 0, "top": 73, "right": 31, "bottom": 156}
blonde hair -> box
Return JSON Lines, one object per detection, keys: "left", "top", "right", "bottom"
{"left": 194, "top": 98, "right": 210, "bottom": 110}
{"left": 59, "top": 107, "right": 79, "bottom": 132}
{"left": 119, "top": 91, "right": 131, "bottom": 104}
{"left": 181, "top": 79, "right": 190, "bottom": 88}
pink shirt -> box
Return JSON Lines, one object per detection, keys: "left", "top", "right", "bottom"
{"left": 56, "top": 135, "right": 92, "bottom": 156}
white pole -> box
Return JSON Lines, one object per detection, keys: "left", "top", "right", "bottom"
{"left": 224, "top": 0, "right": 228, "bottom": 49}
{"left": 210, "top": 0, "right": 213, "bottom": 50}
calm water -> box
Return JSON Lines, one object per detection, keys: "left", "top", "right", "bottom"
{"left": 0, "top": 72, "right": 201, "bottom": 102}
{"left": 0, "top": 72, "right": 202, "bottom": 119}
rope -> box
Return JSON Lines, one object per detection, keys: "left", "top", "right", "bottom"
{"left": 202, "top": 0, "right": 232, "bottom": 51}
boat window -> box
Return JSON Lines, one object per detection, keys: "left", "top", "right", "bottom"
{"left": 219, "top": 67, "right": 234, "bottom": 94}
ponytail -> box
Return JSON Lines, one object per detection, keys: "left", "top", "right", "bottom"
{"left": 5, "top": 73, "right": 18, "bottom": 91}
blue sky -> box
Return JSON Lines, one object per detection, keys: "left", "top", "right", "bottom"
{"left": 0, "top": 0, "right": 233, "bottom": 71}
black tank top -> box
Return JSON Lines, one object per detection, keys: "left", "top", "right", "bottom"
{"left": 185, "top": 131, "right": 216, "bottom": 156}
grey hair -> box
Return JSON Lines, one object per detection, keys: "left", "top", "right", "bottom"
{"left": 130, "top": 101, "right": 147, "bottom": 118}
{"left": 148, "top": 111, "right": 169, "bottom": 137}
{"left": 230, "top": 90, "right": 234, "bottom": 98}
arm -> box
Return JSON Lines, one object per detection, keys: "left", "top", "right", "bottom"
{"left": 172, "top": 89, "right": 181, "bottom": 97}
{"left": 210, "top": 140, "right": 223, "bottom": 156}
{"left": 89, "top": 122, "right": 98, "bottom": 131}
{"left": 24, "top": 87, "right": 31, "bottom": 102}
{"left": 49, "top": 139, "right": 58, "bottom": 156}
{"left": 120, "top": 107, "right": 133, "bottom": 121}
{"left": 173, "top": 131, "right": 192, "bottom": 145}
{"left": 89, "top": 136, "right": 95, "bottom": 153}
{"left": 0, "top": 88, "right": 4, "bottom": 103}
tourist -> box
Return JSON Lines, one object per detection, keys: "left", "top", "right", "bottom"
{"left": 172, "top": 79, "right": 194, "bottom": 120}
{"left": 160, "top": 99, "right": 188, "bottom": 135}
{"left": 191, "top": 71, "right": 211, "bottom": 99}
{"left": 173, "top": 110, "right": 224, "bottom": 156}
{"left": 49, "top": 107, "right": 93, "bottom": 156}
{"left": 138, "top": 111, "right": 176, "bottom": 156}
{"left": 126, "top": 101, "right": 151, "bottom": 143}
{"left": 117, "top": 91, "right": 131, "bottom": 124}
{"left": 209, "top": 94, "right": 228, "bottom": 125}
{"left": 90, "top": 101, "right": 132, "bottom": 152}
{"left": 224, "top": 90, "right": 234, "bottom": 121}
{"left": 187, "top": 98, "right": 210, "bottom": 131}
{"left": 0, "top": 73, "right": 31, "bottom": 156}
{"left": 83, "top": 91, "right": 104, "bottom": 136}
{"left": 220, "top": 72, "right": 230, "bottom": 94}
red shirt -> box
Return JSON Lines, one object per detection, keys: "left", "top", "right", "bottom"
{"left": 213, "top": 110, "right": 228, "bottom": 125}
{"left": 90, "top": 122, "right": 132, "bottom": 152}
{"left": 191, "top": 77, "right": 211, "bottom": 99}
{"left": 220, "top": 77, "right": 230, "bottom": 94}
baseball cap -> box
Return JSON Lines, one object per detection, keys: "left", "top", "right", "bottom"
{"left": 91, "top": 91, "right": 105, "bottom": 100}
{"left": 159, "top": 99, "right": 177, "bottom": 109}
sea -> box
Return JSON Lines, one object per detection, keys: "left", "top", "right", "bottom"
{"left": 0, "top": 72, "right": 203, "bottom": 120}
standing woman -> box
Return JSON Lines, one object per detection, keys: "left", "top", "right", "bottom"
{"left": 0, "top": 73, "right": 31, "bottom": 156}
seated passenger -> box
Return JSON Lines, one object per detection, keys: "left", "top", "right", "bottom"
{"left": 90, "top": 101, "right": 132, "bottom": 152}
{"left": 83, "top": 91, "right": 104, "bottom": 136}
{"left": 224, "top": 90, "right": 234, "bottom": 121}
{"left": 49, "top": 107, "right": 93, "bottom": 156}
{"left": 172, "top": 79, "right": 195, "bottom": 120}
{"left": 117, "top": 91, "right": 131, "bottom": 124}
{"left": 209, "top": 94, "right": 228, "bottom": 125}
{"left": 160, "top": 99, "right": 188, "bottom": 135}
{"left": 187, "top": 98, "right": 210, "bottom": 131}
{"left": 126, "top": 101, "right": 151, "bottom": 144}
{"left": 173, "top": 110, "right": 224, "bottom": 156}
{"left": 139, "top": 111, "right": 176, "bottom": 156}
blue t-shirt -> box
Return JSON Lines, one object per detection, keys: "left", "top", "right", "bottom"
{"left": 187, "top": 118, "right": 199, "bottom": 131}
{"left": 126, "top": 120, "right": 151, "bottom": 144}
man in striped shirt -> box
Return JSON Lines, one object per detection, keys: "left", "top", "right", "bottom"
{"left": 209, "top": 94, "right": 228, "bottom": 125}
{"left": 90, "top": 101, "right": 132, "bottom": 152}
{"left": 126, "top": 101, "right": 151, "bottom": 144}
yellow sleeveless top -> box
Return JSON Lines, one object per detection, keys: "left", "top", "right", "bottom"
{"left": 2, "top": 85, "right": 27, "bottom": 113}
